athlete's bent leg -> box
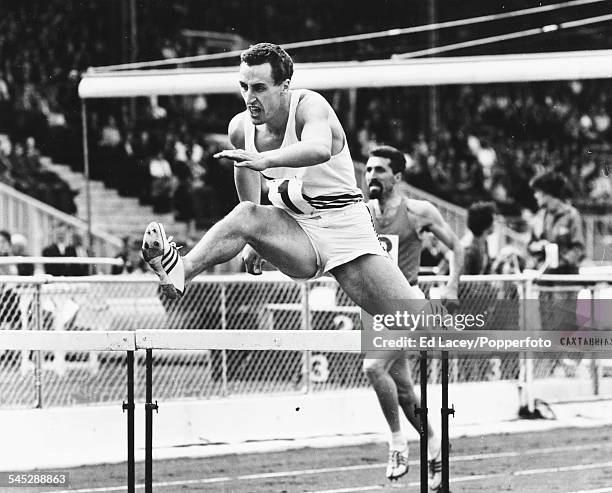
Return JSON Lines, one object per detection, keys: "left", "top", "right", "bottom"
{"left": 333, "top": 254, "right": 436, "bottom": 481}
{"left": 390, "top": 357, "right": 439, "bottom": 457}
{"left": 183, "top": 202, "right": 318, "bottom": 280}
{"left": 363, "top": 351, "right": 410, "bottom": 480}
{"left": 362, "top": 353, "right": 403, "bottom": 435}
{"left": 331, "top": 253, "right": 427, "bottom": 316}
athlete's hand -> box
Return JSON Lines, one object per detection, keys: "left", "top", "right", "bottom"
{"left": 440, "top": 285, "right": 460, "bottom": 313}
{"left": 214, "top": 149, "right": 268, "bottom": 170}
{"left": 241, "top": 244, "right": 264, "bottom": 275}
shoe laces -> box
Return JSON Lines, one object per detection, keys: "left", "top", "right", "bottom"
{"left": 388, "top": 449, "right": 407, "bottom": 468}
{"left": 166, "top": 236, "right": 182, "bottom": 251}
{"left": 429, "top": 457, "right": 442, "bottom": 477}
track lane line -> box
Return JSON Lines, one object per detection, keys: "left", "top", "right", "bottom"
{"left": 307, "top": 460, "right": 612, "bottom": 492}
{"left": 42, "top": 441, "right": 612, "bottom": 493}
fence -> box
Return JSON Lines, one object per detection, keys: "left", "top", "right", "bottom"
{"left": 584, "top": 214, "right": 612, "bottom": 263}
{"left": 1, "top": 272, "right": 611, "bottom": 409}
{"left": 403, "top": 182, "right": 612, "bottom": 264}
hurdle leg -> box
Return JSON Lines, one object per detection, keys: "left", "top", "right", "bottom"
{"left": 440, "top": 350, "right": 454, "bottom": 493}
{"left": 145, "top": 349, "right": 158, "bottom": 493}
{"left": 122, "top": 351, "right": 135, "bottom": 493}
{"left": 416, "top": 351, "right": 428, "bottom": 493}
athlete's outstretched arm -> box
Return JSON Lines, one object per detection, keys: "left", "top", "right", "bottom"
{"left": 215, "top": 94, "right": 332, "bottom": 171}
{"left": 259, "top": 94, "right": 332, "bottom": 169}
{"left": 226, "top": 114, "right": 261, "bottom": 203}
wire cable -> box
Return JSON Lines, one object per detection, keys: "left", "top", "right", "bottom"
{"left": 90, "top": 0, "right": 607, "bottom": 72}
{"left": 393, "top": 12, "right": 612, "bottom": 59}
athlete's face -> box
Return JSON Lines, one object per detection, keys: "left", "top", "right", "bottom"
{"left": 238, "top": 62, "right": 288, "bottom": 125}
{"left": 365, "top": 156, "right": 400, "bottom": 200}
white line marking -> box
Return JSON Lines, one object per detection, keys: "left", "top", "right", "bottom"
{"left": 567, "top": 488, "right": 612, "bottom": 493}
{"left": 42, "top": 441, "right": 612, "bottom": 493}
{"left": 515, "top": 460, "right": 612, "bottom": 476}
{"left": 307, "top": 459, "right": 612, "bottom": 493}
{"left": 308, "top": 487, "right": 384, "bottom": 493}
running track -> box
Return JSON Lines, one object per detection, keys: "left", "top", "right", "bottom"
{"left": 21, "top": 425, "right": 612, "bottom": 493}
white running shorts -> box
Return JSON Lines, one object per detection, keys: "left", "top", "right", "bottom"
{"left": 287, "top": 201, "right": 388, "bottom": 281}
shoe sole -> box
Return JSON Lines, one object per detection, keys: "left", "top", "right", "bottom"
{"left": 142, "top": 222, "right": 165, "bottom": 262}
{"left": 387, "top": 465, "right": 409, "bottom": 481}
{"left": 141, "top": 222, "right": 183, "bottom": 300}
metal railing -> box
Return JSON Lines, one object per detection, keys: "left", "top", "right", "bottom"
{"left": 0, "top": 182, "right": 123, "bottom": 258}
{"left": 1, "top": 271, "right": 611, "bottom": 409}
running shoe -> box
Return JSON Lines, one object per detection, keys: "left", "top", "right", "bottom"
{"left": 386, "top": 445, "right": 409, "bottom": 480}
{"left": 429, "top": 450, "right": 443, "bottom": 492}
{"left": 141, "top": 222, "right": 185, "bottom": 299}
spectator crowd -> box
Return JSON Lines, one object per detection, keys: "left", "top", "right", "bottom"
{"left": 0, "top": 1, "right": 611, "bottom": 254}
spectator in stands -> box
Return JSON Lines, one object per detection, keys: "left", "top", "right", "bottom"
{"left": 172, "top": 133, "right": 202, "bottom": 223}
{"left": 452, "top": 157, "right": 488, "bottom": 207}
{"left": 133, "top": 130, "right": 154, "bottom": 204}
{"left": 0, "top": 229, "right": 19, "bottom": 327}
{"left": 148, "top": 150, "right": 177, "bottom": 213}
{"left": 527, "top": 171, "right": 585, "bottom": 274}
{"left": 70, "top": 232, "right": 90, "bottom": 276}
{"left": 0, "top": 230, "right": 17, "bottom": 276}
{"left": 97, "top": 115, "right": 122, "bottom": 185}
{"left": 0, "top": 69, "right": 10, "bottom": 132}
{"left": 0, "top": 135, "right": 16, "bottom": 187}
{"left": 491, "top": 245, "right": 526, "bottom": 275}
{"left": 11, "top": 233, "right": 34, "bottom": 276}
{"left": 112, "top": 236, "right": 148, "bottom": 275}
{"left": 463, "top": 202, "right": 496, "bottom": 275}
{"left": 42, "top": 225, "right": 80, "bottom": 276}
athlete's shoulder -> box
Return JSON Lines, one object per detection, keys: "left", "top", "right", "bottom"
{"left": 406, "top": 197, "right": 442, "bottom": 221}
{"left": 227, "top": 111, "right": 248, "bottom": 148}
{"left": 295, "top": 89, "right": 330, "bottom": 113}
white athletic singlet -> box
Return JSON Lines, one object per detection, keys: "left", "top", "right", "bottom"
{"left": 244, "top": 90, "right": 363, "bottom": 215}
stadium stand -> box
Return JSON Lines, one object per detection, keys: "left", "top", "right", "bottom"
{"left": 0, "top": 0, "right": 611, "bottom": 259}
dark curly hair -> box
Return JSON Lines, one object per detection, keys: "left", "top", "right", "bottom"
{"left": 369, "top": 145, "right": 406, "bottom": 175}
{"left": 467, "top": 201, "right": 497, "bottom": 237}
{"left": 240, "top": 43, "right": 293, "bottom": 85}
{"left": 529, "top": 171, "right": 572, "bottom": 200}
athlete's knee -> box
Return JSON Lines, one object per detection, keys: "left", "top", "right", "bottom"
{"left": 395, "top": 379, "right": 416, "bottom": 403}
{"left": 232, "top": 200, "right": 259, "bottom": 218}
{"left": 363, "top": 358, "right": 387, "bottom": 380}
{"left": 230, "top": 201, "right": 263, "bottom": 238}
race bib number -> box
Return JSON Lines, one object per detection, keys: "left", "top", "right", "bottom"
{"left": 378, "top": 234, "right": 399, "bottom": 265}
{"left": 267, "top": 178, "right": 316, "bottom": 215}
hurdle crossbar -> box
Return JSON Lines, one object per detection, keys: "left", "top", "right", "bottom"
{"left": 0, "top": 330, "right": 136, "bottom": 492}
{"left": 136, "top": 329, "right": 363, "bottom": 352}
{"left": 0, "top": 330, "right": 135, "bottom": 351}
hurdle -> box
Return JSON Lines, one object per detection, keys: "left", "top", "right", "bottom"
{"left": 0, "top": 330, "right": 137, "bottom": 493}
{"left": 135, "top": 329, "right": 455, "bottom": 493}
{"left": 416, "top": 349, "right": 454, "bottom": 493}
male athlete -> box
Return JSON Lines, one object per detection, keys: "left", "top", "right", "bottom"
{"left": 142, "top": 43, "right": 440, "bottom": 486}
{"left": 365, "top": 145, "right": 464, "bottom": 489}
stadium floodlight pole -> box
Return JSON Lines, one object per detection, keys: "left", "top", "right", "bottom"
{"left": 80, "top": 99, "right": 93, "bottom": 252}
